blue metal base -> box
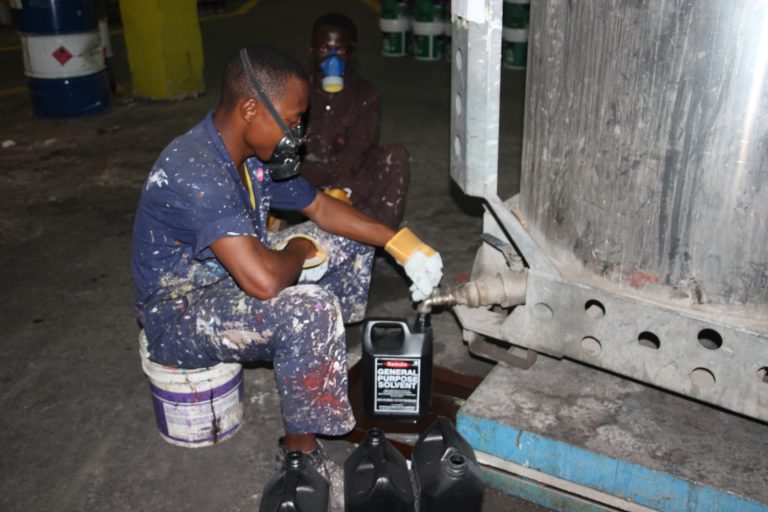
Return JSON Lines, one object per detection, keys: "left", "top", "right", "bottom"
{"left": 28, "top": 72, "right": 111, "bottom": 118}
{"left": 457, "top": 357, "right": 768, "bottom": 512}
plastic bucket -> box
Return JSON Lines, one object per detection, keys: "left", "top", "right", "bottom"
{"left": 502, "top": 28, "right": 528, "bottom": 69}
{"left": 139, "top": 331, "right": 245, "bottom": 448}
{"left": 503, "top": 0, "right": 530, "bottom": 29}
{"left": 380, "top": 17, "right": 410, "bottom": 57}
{"left": 412, "top": 20, "right": 444, "bottom": 61}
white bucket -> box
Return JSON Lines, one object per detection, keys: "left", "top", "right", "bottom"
{"left": 380, "top": 17, "right": 410, "bottom": 57}
{"left": 502, "top": 28, "right": 528, "bottom": 69}
{"left": 412, "top": 20, "right": 444, "bottom": 61}
{"left": 139, "top": 331, "right": 245, "bottom": 448}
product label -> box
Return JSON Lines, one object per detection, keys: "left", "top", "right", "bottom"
{"left": 374, "top": 357, "right": 421, "bottom": 414}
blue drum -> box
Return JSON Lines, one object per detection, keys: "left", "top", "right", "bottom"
{"left": 12, "top": 0, "right": 111, "bottom": 117}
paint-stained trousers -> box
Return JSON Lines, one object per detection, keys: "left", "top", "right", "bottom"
{"left": 303, "top": 144, "right": 411, "bottom": 230}
{"left": 142, "top": 223, "right": 373, "bottom": 436}
{"left": 352, "top": 145, "right": 411, "bottom": 230}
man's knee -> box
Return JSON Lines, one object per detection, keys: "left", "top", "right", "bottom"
{"left": 383, "top": 144, "right": 410, "bottom": 168}
{"left": 371, "top": 144, "right": 411, "bottom": 173}
{"left": 278, "top": 284, "right": 343, "bottom": 328}
{"left": 273, "top": 285, "right": 344, "bottom": 356}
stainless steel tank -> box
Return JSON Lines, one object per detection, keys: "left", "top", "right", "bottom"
{"left": 449, "top": 0, "right": 768, "bottom": 421}
{"left": 520, "top": 0, "right": 768, "bottom": 313}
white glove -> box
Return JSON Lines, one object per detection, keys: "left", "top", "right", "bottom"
{"left": 403, "top": 250, "right": 443, "bottom": 301}
{"left": 384, "top": 228, "right": 443, "bottom": 302}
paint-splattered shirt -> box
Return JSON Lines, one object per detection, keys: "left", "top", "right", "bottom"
{"left": 131, "top": 111, "right": 317, "bottom": 310}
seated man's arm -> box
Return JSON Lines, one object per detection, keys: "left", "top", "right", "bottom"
{"left": 300, "top": 191, "right": 395, "bottom": 247}
{"left": 211, "top": 235, "right": 316, "bottom": 300}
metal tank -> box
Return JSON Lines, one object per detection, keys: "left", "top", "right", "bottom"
{"left": 448, "top": 0, "right": 768, "bottom": 421}
{"left": 521, "top": 0, "right": 768, "bottom": 312}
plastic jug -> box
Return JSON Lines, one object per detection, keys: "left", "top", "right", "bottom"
{"left": 344, "top": 428, "right": 415, "bottom": 512}
{"left": 260, "top": 451, "right": 329, "bottom": 512}
{"left": 362, "top": 313, "right": 433, "bottom": 421}
{"left": 412, "top": 417, "right": 485, "bottom": 512}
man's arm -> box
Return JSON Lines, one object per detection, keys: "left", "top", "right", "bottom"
{"left": 301, "top": 191, "right": 442, "bottom": 302}
{"left": 300, "top": 191, "right": 395, "bottom": 247}
{"left": 210, "top": 235, "right": 316, "bottom": 299}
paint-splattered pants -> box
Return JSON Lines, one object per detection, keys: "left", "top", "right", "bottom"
{"left": 140, "top": 223, "right": 374, "bottom": 436}
{"left": 353, "top": 145, "right": 410, "bottom": 230}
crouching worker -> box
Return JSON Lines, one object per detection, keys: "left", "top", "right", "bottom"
{"left": 130, "top": 45, "right": 442, "bottom": 506}
{"left": 301, "top": 12, "right": 411, "bottom": 230}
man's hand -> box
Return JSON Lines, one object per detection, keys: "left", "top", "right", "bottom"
{"left": 275, "top": 234, "right": 326, "bottom": 268}
{"left": 301, "top": 193, "right": 446, "bottom": 299}
{"left": 385, "top": 228, "right": 443, "bottom": 302}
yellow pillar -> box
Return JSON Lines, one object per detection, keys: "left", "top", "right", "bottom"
{"left": 119, "top": 0, "right": 205, "bottom": 99}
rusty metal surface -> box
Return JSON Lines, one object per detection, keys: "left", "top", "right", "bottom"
{"left": 456, "top": 197, "right": 768, "bottom": 421}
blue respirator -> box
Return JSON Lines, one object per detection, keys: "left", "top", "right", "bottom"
{"left": 239, "top": 48, "right": 305, "bottom": 181}
{"left": 320, "top": 50, "right": 346, "bottom": 93}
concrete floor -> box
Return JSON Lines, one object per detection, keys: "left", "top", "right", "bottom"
{"left": 0, "top": 1, "right": 548, "bottom": 510}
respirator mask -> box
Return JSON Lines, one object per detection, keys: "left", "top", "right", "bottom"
{"left": 320, "top": 49, "right": 345, "bottom": 93}
{"left": 239, "top": 48, "right": 305, "bottom": 181}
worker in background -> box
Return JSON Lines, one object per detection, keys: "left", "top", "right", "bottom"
{"left": 301, "top": 12, "right": 411, "bottom": 230}
{"left": 130, "top": 45, "right": 441, "bottom": 509}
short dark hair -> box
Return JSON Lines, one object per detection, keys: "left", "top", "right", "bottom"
{"left": 312, "top": 12, "right": 357, "bottom": 43}
{"left": 220, "top": 45, "right": 308, "bottom": 110}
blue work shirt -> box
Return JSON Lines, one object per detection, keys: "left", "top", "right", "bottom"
{"left": 131, "top": 111, "right": 317, "bottom": 314}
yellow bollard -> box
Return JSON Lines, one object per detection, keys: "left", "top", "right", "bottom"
{"left": 119, "top": 0, "right": 205, "bottom": 99}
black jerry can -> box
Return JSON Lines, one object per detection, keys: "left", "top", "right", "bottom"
{"left": 412, "top": 417, "right": 485, "bottom": 512}
{"left": 344, "top": 428, "right": 415, "bottom": 512}
{"left": 260, "top": 451, "right": 329, "bottom": 512}
{"left": 362, "top": 314, "right": 433, "bottom": 421}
